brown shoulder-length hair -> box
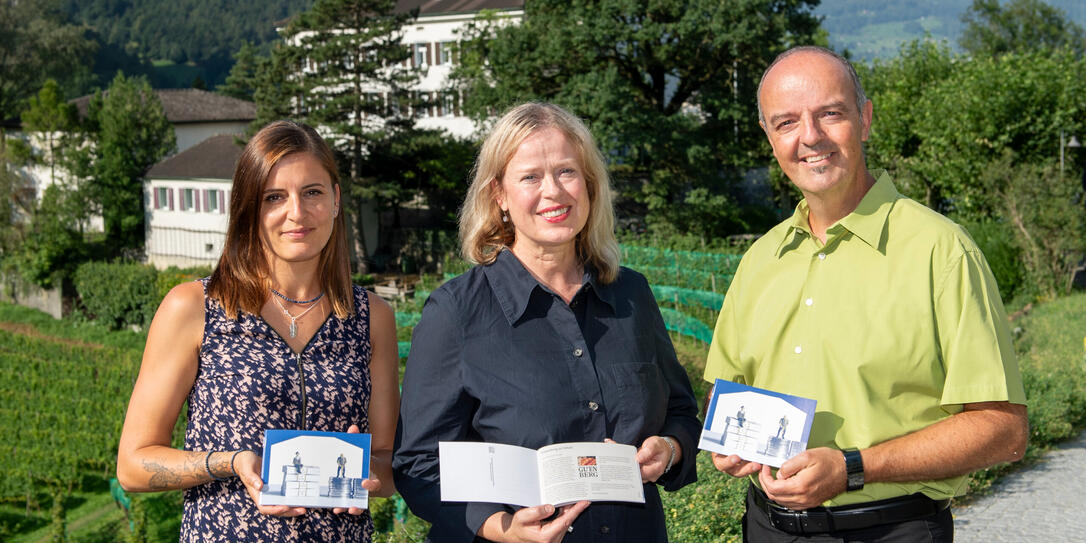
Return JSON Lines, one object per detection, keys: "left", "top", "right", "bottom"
{"left": 207, "top": 120, "right": 353, "bottom": 319}
{"left": 459, "top": 102, "right": 620, "bottom": 283}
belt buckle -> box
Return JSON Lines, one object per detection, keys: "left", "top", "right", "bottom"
{"left": 769, "top": 510, "right": 802, "bottom": 534}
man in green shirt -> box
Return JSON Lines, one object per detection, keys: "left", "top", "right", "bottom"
{"left": 704, "top": 45, "right": 1028, "bottom": 541}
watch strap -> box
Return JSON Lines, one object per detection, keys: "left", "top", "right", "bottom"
{"left": 843, "top": 448, "right": 864, "bottom": 491}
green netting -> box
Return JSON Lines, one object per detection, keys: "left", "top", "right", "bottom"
{"left": 396, "top": 312, "right": 422, "bottom": 328}
{"left": 620, "top": 244, "right": 742, "bottom": 273}
{"left": 659, "top": 307, "right": 715, "bottom": 344}
{"left": 632, "top": 265, "right": 734, "bottom": 292}
{"left": 651, "top": 285, "right": 724, "bottom": 311}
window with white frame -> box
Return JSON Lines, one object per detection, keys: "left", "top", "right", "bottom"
{"left": 155, "top": 187, "right": 170, "bottom": 209}
{"left": 414, "top": 43, "right": 427, "bottom": 66}
{"left": 182, "top": 188, "right": 195, "bottom": 211}
{"left": 440, "top": 42, "right": 454, "bottom": 65}
{"left": 206, "top": 189, "right": 219, "bottom": 213}
{"left": 442, "top": 93, "right": 456, "bottom": 117}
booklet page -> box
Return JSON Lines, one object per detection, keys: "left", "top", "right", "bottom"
{"left": 439, "top": 441, "right": 542, "bottom": 507}
{"left": 536, "top": 442, "right": 645, "bottom": 506}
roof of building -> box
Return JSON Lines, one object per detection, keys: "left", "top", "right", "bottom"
{"left": 396, "top": 0, "right": 524, "bottom": 15}
{"left": 147, "top": 134, "right": 244, "bottom": 180}
{"left": 72, "top": 89, "right": 257, "bottom": 124}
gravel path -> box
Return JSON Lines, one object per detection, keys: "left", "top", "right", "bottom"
{"left": 954, "top": 429, "right": 1086, "bottom": 542}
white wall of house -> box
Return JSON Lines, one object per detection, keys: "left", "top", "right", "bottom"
{"left": 143, "top": 177, "right": 382, "bottom": 270}
{"left": 402, "top": 8, "right": 522, "bottom": 139}
{"left": 175, "top": 122, "right": 250, "bottom": 154}
{"left": 144, "top": 177, "right": 231, "bottom": 269}
{"left": 292, "top": 7, "right": 523, "bottom": 140}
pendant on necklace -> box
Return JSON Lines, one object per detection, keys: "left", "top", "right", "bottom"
{"left": 289, "top": 321, "right": 298, "bottom": 338}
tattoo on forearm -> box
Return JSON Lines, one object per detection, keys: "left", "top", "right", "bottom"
{"left": 141, "top": 453, "right": 203, "bottom": 490}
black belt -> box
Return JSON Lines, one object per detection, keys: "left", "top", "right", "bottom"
{"left": 749, "top": 484, "right": 950, "bottom": 535}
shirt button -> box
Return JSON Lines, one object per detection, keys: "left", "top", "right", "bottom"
{"left": 588, "top": 401, "right": 599, "bottom": 411}
{"left": 573, "top": 348, "right": 584, "bottom": 357}
{"left": 805, "top": 298, "right": 813, "bottom": 306}
{"left": 794, "top": 345, "right": 802, "bottom": 354}
{"left": 818, "top": 252, "right": 826, "bottom": 260}
{"left": 600, "top": 525, "right": 610, "bottom": 534}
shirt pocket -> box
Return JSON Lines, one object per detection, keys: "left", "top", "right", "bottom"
{"left": 603, "top": 362, "right": 669, "bottom": 440}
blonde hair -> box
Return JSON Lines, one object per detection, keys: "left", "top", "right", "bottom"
{"left": 458, "top": 102, "right": 620, "bottom": 283}
{"left": 208, "top": 120, "right": 353, "bottom": 319}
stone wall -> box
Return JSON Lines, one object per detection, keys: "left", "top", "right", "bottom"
{"left": 0, "top": 273, "right": 63, "bottom": 319}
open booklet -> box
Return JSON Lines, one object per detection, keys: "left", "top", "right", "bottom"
{"left": 259, "top": 429, "right": 371, "bottom": 509}
{"left": 439, "top": 441, "right": 646, "bottom": 507}
{"left": 698, "top": 379, "right": 817, "bottom": 467}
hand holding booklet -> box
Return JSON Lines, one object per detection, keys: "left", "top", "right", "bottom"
{"left": 698, "top": 379, "right": 817, "bottom": 467}
{"left": 439, "top": 441, "right": 645, "bottom": 507}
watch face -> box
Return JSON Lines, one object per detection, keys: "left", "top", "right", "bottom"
{"left": 847, "top": 471, "right": 864, "bottom": 491}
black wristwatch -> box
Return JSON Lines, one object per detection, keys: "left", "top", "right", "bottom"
{"left": 843, "top": 448, "right": 864, "bottom": 491}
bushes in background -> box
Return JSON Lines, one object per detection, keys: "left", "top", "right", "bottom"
{"left": 75, "top": 261, "right": 159, "bottom": 329}
{"left": 74, "top": 261, "right": 209, "bottom": 330}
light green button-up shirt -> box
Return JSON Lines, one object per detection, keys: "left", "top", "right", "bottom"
{"left": 704, "top": 172, "right": 1026, "bottom": 506}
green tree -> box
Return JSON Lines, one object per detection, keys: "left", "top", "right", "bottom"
{"left": 862, "top": 39, "right": 959, "bottom": 209}
{"left": 361, "top": 128, "right": 475, "bottom": 227}
{"left": 960, "top": 0, "right": 1086, "bottom": 57}
{"left": 451, "top": 0, "right": 822, "bottom": 237}
{"left": 219, "top": 41, "right": 261, "bottom": 101}
{"left": 271, "top": 0, "right": 420, "bottom": 269}
{"left": 0, "top": 150, "right": 32, "bottom": 258}
{"left": 72, "top": 73, "right": 176, "bottom": 253}
{"left": 16, "top": 185, "right": 88, "bottom": 289}
{"left": 21, "top": 79, "right": 78, "bottom": 187}
{"left": 865, "top": 46, "right": 1085, "bottom": 219}
{"left": 0, "top": 0, "right": 94, "bottom": 149}
{"left": 981, "top": 152, "right": 1086, "bottom": 300}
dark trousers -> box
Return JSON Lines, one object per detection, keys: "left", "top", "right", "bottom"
{"left": 743, "top": 486, "right": 954, "bottom": 543}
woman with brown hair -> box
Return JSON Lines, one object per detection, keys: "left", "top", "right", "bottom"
{"left": 394, "top": 103, "right": 700, "bottom": 542}
{"left": 117, "top": 120, "right": 399, "bottom": 542}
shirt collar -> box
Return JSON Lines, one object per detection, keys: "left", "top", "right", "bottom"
{"left": 775, "top": 171, "right": 899, "bottom": 257}
{"left": 483, "top": 249, "right": 613, "bottom": 325}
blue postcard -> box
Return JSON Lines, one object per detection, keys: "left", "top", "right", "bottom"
{"left": 698, "top": 379, "right": 817, "bottom": 467}
{"left": 260, "top": 429, "right": 371, "bottom": 509}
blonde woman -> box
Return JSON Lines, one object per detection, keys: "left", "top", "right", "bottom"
{"left": 394, "top": 103, "right": 700, "bottom": 542}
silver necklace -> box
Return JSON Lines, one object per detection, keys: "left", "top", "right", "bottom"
{"left": 271, "top": 294, "right": 323, "bottom": 338}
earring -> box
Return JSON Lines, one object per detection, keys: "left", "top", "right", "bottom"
{"left": 501, "top": 212, "right": 508, "bottom": 223}
{"left": 333, "top": 205, "right": 339, "bottom": 218}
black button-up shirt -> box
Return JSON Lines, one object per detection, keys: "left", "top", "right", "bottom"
{"left": 393, "top": 250, "right": 700, "bottom": 542}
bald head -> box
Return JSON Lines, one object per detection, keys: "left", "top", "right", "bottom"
{"left": 757, "top": 46, "right": 868, "bottom": 128}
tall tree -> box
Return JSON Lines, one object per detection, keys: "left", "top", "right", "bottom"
{"left": 960, "top": 0, "right": 1086, "bottom": 58}
{"left": 451, "top": 0, "right": 822, "bottom": 237}
{"left": 72, "top": 73, "right": 176, "bottom": 253}
{"left": 21, "top": 79, "right": 78, "bottom": 188}
{"left": 273, "top": 0, "right": 419, "bottom": 270}
{"left": 219, "top": 42, "right": 262, "bottom": 101}
{"left": 0, "top": 0, "right": 94, "bottom": 149}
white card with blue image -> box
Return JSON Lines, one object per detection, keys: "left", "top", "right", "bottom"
{"left": 260, "top": 429, "right": 371, "bottom": 509}
{"left": 698, "top": 379, "right": 817, "bottom": 467}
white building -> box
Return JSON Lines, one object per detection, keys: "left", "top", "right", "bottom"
{"left": 140, "top": 2, "right": 523, "bottom": 270}
{"left": 395, "top": 0, "right": 524, "bottom": 138}
{"left": 143, "top": 134, "right": 239, "bottom": 269}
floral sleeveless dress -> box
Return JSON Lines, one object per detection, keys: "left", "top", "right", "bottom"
{"left": 180, "top": 280, "right": 374, "bottom": 542}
